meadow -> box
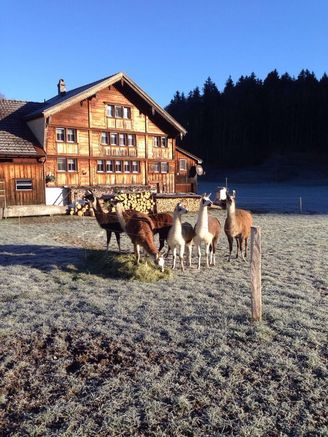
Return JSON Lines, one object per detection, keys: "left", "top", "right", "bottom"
{"left": 0, "top": 211, "right": 327, "bottom": 436}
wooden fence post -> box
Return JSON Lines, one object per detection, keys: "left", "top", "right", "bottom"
{"left": 250, "top": 226, "right": 262, "bottom": 321}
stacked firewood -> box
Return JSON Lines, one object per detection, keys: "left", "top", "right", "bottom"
{"left": 67, "top": 201, "right": 95, "bottom": 217}
{"left": 109, "top": 192, "right": 154, "bottom": 213}
{"left": 155, "top": 196, "right": 201, "bottom": 213}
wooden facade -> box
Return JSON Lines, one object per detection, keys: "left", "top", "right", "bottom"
{"left": 1, "top": 73, "right": 203, "bottom": 207}
{"left": 0, "top": 159, "right": 45, "bottom": 207}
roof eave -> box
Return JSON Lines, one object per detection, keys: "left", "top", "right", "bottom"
{"left": 25, "top": 72, "right": 187, "bottom": 135}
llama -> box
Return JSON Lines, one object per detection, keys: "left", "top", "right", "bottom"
{"left": 193, "top": 193, "right": 221, "bottom": 269}
{"left": 112, "top": 200, "right": 165, "bottom": 271}
{"left": 224, "top": 191, "right": 253, "bottom": 261}
{"left": 148, "top": 212, "right": 173, "bottom": 252}
{"left": 167, "top": 203, "right": 195, "bottom": 271}
{"left": 83, "top": 190, "right": 123, "bottom": 252}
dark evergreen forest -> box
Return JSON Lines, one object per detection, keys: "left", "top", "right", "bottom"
{"left": 165, "top": 69, "right": 328, "bottom": 169}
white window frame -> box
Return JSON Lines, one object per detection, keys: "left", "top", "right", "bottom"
{"left": 131, "top": 161, "right": 139, "bottom": 173}
{"left": 57, "top": 157, "right": 66, "bottom": 172}
{"left": 67, "top": 158, "right": 77, "bottom": 172}
{"left": 101, "top": 132, "right": 109, "bottom": 145}
{"left": 115, "top": 160, "right": 122, "bottom": 173}
{"left": 56, "top": 128, "right": 65, "bottom": 142}
{"left": 106, "top": 160, "right": 114, "bottom": 173}
{"left": 161, "top": 162, "right": 168, "bottom": 173}
{"left": 97, "top": 160, "right": 105, "bottom": 172}
{"left": 66, "top": 128, "right": 77, "bottom": 143}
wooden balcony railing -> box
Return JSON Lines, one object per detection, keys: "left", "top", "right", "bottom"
{"left": 104, "top": 146, "right": 138, "bottom": 157}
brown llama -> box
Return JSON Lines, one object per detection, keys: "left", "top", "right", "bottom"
{"left": 112, "top": 200, "right": 164, "bottom": 271}
{"left": 193, "top": 193, "right": 221, "bottom": 269}
{"left": 224, "top": 191, "right": 253, "bottom": 261}
{"left": 83, "top": 190, "right": 124, "bottom": 252}
{"left": 148, "top": 212, "right": 173, "bottom": 252}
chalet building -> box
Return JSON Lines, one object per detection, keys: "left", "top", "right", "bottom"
{"left": 0, "top": 72, "right": 203, "bottom": 208}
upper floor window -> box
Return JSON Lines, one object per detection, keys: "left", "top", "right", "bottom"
{"left": 153, "top": 136, "right": 167, "bottom": 148}
{"left": 56, "top": 127, "right": 77, "bottom": 143}
{"left": 106, "top": 104, "right": 131, "bottom": 119}
{"left": 101, "top": 132, "right": 110, "bottom": 145}
{"left": 57, "top": 157, "right": 77, "bottom": 172}
{"left": 16, "top": 179, "right": 32, "bottom": 191}
{"left": 97, "top": 160, "right": 105, "bottom": 172}
{"left": 179, "top": 159, "right": 187, "bottom": 171}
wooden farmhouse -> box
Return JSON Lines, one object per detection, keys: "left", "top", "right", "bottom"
{"left": 0, "top": 72, "right": 203, "bottom": 211}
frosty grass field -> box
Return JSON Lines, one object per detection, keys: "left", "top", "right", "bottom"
{"left": 0, "top": 209, "right": 327, "bottom": 435}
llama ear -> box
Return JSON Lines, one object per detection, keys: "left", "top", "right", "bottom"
{"left": 208, "top": 193, "right": 212, "bottom": 198}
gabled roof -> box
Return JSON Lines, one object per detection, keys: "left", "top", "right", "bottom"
{"left": 176, "top": 146, "right": 203, "bottom": 164}
{"left": 25, "top": 72, "right": 187, "bottom": 135}
{"left": 0, "top": 100, "right": 45, "bottom": 157}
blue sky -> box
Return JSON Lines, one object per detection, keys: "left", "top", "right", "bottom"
{"left": 1, "top": 0, "right": 328, "bottom": 107}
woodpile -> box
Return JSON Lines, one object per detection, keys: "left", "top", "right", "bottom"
{"left": 109, "top": 192, "right": 154, "bottom": 213}
{"left": 67, "top": 201, "right": 95, "bottom": 217}
{"left": 155, "top": 195, "right": 201, "bottom": 213}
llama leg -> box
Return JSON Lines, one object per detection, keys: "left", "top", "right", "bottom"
{"left": 179, "top": 243, "right": 185, "bottom": 271}
{"left": 235, "top": 237, "right": 240, "bottom": 259}
{"left": 106, "top": 231, "right": 112, "bottom": 252}
{"left": 172, "top": 247, "right": 177, "bottom": 270}
{"left": 244, "top": 237, "right": 248, "bottom": 259}
{"left": 205, "top": 243, "right": 210, "bottom": 268}
{"left": 115, "top": 232, "right": 121, "bottom": 252}
{"left": 227, "top": 236, "right": 233, "bottom": 261}
{"left": 187, "top": 242, "right": 192, "bottom": 267}
{"left": 211, "top": 238, "right": 217, "bottom": 266}
{"left": 134, "top": 244, "right": 141, "bottom": 264}
{"left": 197, "top": 244, "right": 201, "bottom": 270}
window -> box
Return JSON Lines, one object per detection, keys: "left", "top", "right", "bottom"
{"left": 110, "top": 133, "right": 118, "bottom": 145}
{"left": 16, "top": 179, "right": 32, "bottom": 191}
{"left": 115, "top": 161, "right": 122, "bottom": 172}
{"left": 127, "top": 134, "right": 136, "bottom": 147}
{"left": 101, "top": 132, "right": 109, "bottom": 145}
{"left": 67, "top": 128, "right": 76, "bottom": 143}
{"left": 153, "top": 136, "right": 167, "bottom": 148}
{"left": 57, "top": 157, "right": 66, "bottom": 171}
{"left": 56, "top": 128, "right": 65, "bottom": 142}
{"left": 123, "top": 160, "right": 130, "bottom": 172}
{"left": 150, "top": 161, "right": 169, "bottom": 173}
{"left": 67, "top": 158, "right": 77, "bottom": 172}
{"left": 161, "top": 162, "right": 168, "bottom": 173}
{"left": 179, "top": 159, "right": 187, "bottom": 171}
{"left": 56, "top": 127, "right": 77, "bottom": 143}
{"left": 119, "top": 133, "right": 126, "bottom": 146}
{"left": 131, "top": 161, "right": 139, "bottom": 173}
{"left": 106, "top": 160, "right": 114, "bottom": 173}
{"left": 97, "top": 160, "right": 105, "bottom": 172}
{"left": 106, "top": 104, "right": 131, "bottom": 119}
{"left": 57, "top": 158, "right": 77, "bottom": 172}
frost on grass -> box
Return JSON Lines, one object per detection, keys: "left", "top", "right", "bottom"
{"left": 0, "top": 213, "right": 327, "bottom": 435}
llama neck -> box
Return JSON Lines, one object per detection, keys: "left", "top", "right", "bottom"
{"left": 226, "top": 201, "right": 236, "bottom": 219}
{"left": 196, "top": 205, "right": 209, "bottom": 231}
{"left": 115, "top": 204, "right": 127, "bottom": 231}
{"left": 172, "top": 211, "right": 183, "bottom": 233}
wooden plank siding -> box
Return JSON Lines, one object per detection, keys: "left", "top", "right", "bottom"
{"left": 0, "top": 161, "right": 44, "bottom": 206}
{"left": 44, "top": 84, "right": 177, "bottom": 192}
{"left": 175, "top": 149, "right": 198, "bottom": 193}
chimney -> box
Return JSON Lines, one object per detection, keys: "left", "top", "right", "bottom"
{"left": 57, "top": 79, "right": 66, "bottom": 96}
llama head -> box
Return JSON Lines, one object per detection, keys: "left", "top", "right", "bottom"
{"left": 226, "top": 190, "right": 236, "bottom": 207}
{"left": 156, "top": 254, "right": 165, "bottom": 272}
{"left": 83, "top": 189, "right": 95, "bottom": 202}
{"left": 201, "top": 193, "right": 213, "bottom": 208}
{"left": 175, "top": 202, "right": 188, "bottom": 215}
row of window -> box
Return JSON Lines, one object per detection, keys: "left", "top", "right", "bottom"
{"left": 56, "top": 127, "right": 168, "bottom": 148}
{"left": 97, "top": 160, "right": 140, "bottom": 173}
{"left": 106, "top": 104, "right": 131, "bottom": 119}
{"left": 101, "top": 132, "right": 136, "bottom": 146}
{"left": 15, "top": 160, "right": 188, "bottom": 191}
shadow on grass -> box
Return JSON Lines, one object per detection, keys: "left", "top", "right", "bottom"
{"left": 0, "top": 245, "right": 171, "bottom": 282}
